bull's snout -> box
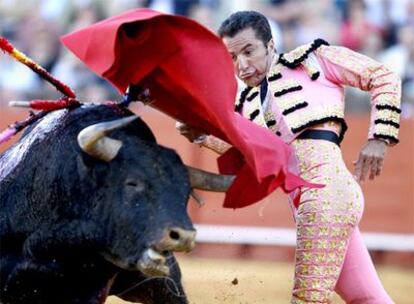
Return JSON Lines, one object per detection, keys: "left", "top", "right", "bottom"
{"left": 155, "top": 227, "right": 196, "bottom": 252}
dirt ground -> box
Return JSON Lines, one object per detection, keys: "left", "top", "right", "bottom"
{"left": 106, "top": 257, "right": 414, "bottom": 304}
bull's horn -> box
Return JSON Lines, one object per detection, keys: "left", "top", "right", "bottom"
{"left": 77, "top": 116, "right": 137, "bottom": 162}
{"left": 187, "top": 166, "right": 235, "bottom": 192}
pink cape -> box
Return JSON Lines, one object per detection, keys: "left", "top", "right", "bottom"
{"left": 61, "top": 8, "right": 315, "bottom": 208}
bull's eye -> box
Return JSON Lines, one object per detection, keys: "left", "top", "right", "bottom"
{"left": 125, "top": 180, "right": 145, "bottom": 192}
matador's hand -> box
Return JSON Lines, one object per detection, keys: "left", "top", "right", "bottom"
{"left": 353, "top": 139, "right": 387, "bottom": 182}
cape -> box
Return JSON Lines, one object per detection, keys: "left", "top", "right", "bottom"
{"left": 61, "top": 8, "right": 316, "bottom": 208}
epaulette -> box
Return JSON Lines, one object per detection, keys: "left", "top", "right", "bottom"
{"left": 278, "top": 38, "right": 329, "bottom": 69}
{"left": 278, "top": 38, "right": 329, "bottom": 80}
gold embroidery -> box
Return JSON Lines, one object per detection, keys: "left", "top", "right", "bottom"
{"left": 268, "top": 78, "right": 302, "bottom": 97}
{"left": 375, "top": 94, "right": 401, "bottom": 108}
{"left": 234, "top": 87, "right": 248, "bottom": 112}
{"left": 302, "top": 240, "right": 313, "bottom": 250}
{"left": 304, "top": 213, "right": 316, "bottom": 224}
{"left": 275, "top": 94, "right": 307, "bottom": 113}
{"left": 374, "top": 124, "right": 399, "bottom": 138}
{"left": 321, "top": 201, "right": 331, "bottom": 211}
{"left": 296, "top": 264, "right": 310, "bottom": 275}
{"left": 202, "top": 136, "right": 231, "bottom": 155}
{"left": 331, "top": 227, "right": 341, "bottom": 237}
{"left": 317, "top": 44, "right": 401, "bottom": 144}
{"left": 376, "top": 109, "right": 400, "bottom": 124}
{"left": 346, "top": 202, "right": 355, "bottom": 211}
{"left": 298, "top": 278, "right": 308, "bottom": 289}
{"left": 310, "top": 291, "right": 321, "bottom": 301}
{"left": 264, "top": 111, "right": 278, "bottom": 133}
{"left": 266, "top": 62, "right": 284, "bottom": 80}
{"left": 327, "top": 265, "right": 339, "bottom": 276}
{"left": 318, "top": 265, "right": 326, "bottom": 276}
{"left": 319, "top": 226, "right": 329, "bottom": 236}
{"left": 302, "top": 60, "right": 320, "bottom": 80}
{"left": 305, "top": 226, "right": 316, "bottom": 237}
{"left": 282, "top": 43, "right": 313, "bottom": 65}
{"left": 327, "top": 252, "right": 338, "bottom": 264}
{"left": 313, "top": 280, "right": 325, "bottom": 291}
{"left": 320, "top": 213, "right": 330, "bottom": 223}
{"left": 334, "top": 214, "right": 342, "bottom": 223}
{"left": 323, "top": 278, "right": 336, "bottom": 290}
{"left": 245, "top": 87, "right": 259, "bottom": 101}
{"left": 285, "top": 104, "right": 344, "bottom": 132}
{"left": 317, "top": 240, "right": 328, "bottom": 250}
{"left": 241, "top": 87, "right": 268, "bottom": 127}
{"left": 302, "top": 252, "right": 312, "bottom": 262}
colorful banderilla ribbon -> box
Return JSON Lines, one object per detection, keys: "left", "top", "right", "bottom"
{"left": 9, "top": 98, "right": 80, "bottom": 111}
{"left": 0, "top": 36, "right": 79, "bottom": 144}
{"left": 0, "top": 36, "right": 76, "bottom": 98}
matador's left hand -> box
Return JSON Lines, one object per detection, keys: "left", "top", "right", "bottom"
{"left": 353, "top": 139, "right": 387, "bottom": 182}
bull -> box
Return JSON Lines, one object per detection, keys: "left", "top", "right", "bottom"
{"left": 0, "top": 103, "right": 233, "bottom": 304}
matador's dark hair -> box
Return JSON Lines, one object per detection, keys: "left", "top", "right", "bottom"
{"left": 218, "top": 11, "right": 272, "bottom": 46}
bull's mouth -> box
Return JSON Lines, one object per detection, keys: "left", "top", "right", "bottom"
{"left": 102, "top": 248, "right": 170, "bottom": 277}
{"left": 137, "top": 248, "right": 170, "bottom": 277}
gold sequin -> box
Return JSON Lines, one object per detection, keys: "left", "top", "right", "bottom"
{"left": 320, "top": 213, "right": 331, "bottom": 223}
{"left": 319, "top": 226, "right": 329, "bottom": 236}
{"left": 317, "top": 239, "right": 329, "bottom": 249}
{"left": 315, "top": 252, "right": 325, "bottom": 263}
{"left": 302, "top": 252, "right": 312, "bottom": 262}
{"left": 331, "top": 227, "right": 341, "bottom": 237}
{"left": 329, "top": 240, "right": 337, "bottom": 250}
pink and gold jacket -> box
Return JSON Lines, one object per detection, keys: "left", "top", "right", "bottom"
{"left": 203, "top": 39, "right": 401, "bottom": 154}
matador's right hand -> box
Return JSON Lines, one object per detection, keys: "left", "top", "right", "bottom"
{"left": 353, "top": 139, "right": 388, "bottom": 182}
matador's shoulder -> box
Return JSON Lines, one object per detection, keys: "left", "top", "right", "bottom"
{"left": 278, "top": 38, "right": 329, "bottom": 69}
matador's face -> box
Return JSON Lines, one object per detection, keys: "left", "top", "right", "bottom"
{"left": 223, "top": 27, "right": 274, "bottom": 87}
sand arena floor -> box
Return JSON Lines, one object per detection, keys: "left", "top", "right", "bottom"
{"left": 107, "top": 257, "right": 414, "bottom": 304}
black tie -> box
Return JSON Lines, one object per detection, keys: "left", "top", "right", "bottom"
{"left": 260, "top": 78, "right": 268, "bottom": 105}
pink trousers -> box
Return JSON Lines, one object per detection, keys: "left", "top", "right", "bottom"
{"left": 290, "top": 139, "right": 394, "bottom": 303}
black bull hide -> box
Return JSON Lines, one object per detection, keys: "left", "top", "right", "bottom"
{"left": 0, "top": 104, "right": 195, "bottom": 304}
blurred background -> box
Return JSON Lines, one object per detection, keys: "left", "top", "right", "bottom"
{"left": 1, "top": 0, "right": 413, "bottom": 303}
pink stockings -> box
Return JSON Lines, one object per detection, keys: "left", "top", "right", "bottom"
{"left": 290, "top": 139, "right": 393, "bottom": 303}
{"left": 335, "top": 228, "right": 394, "bottom": 303}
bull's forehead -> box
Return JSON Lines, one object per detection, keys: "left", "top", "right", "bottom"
{"left": 0, "top": 109, "right": 67, "bottom": 180}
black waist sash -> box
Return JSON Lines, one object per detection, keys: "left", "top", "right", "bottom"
{"left": 296, "top": 129, "right": 342, "bottom": 146}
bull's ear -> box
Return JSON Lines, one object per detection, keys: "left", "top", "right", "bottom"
{"left": 77, "top": 116, "right": 137, "bottom": 162}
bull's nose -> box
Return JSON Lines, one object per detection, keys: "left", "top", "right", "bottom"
{"left": 156, "top": 227, "right": 196, "bottom": 252}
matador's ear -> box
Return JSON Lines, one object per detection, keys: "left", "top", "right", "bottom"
{"left": 267, "top": 38, "right": 275, "bottom": 53}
